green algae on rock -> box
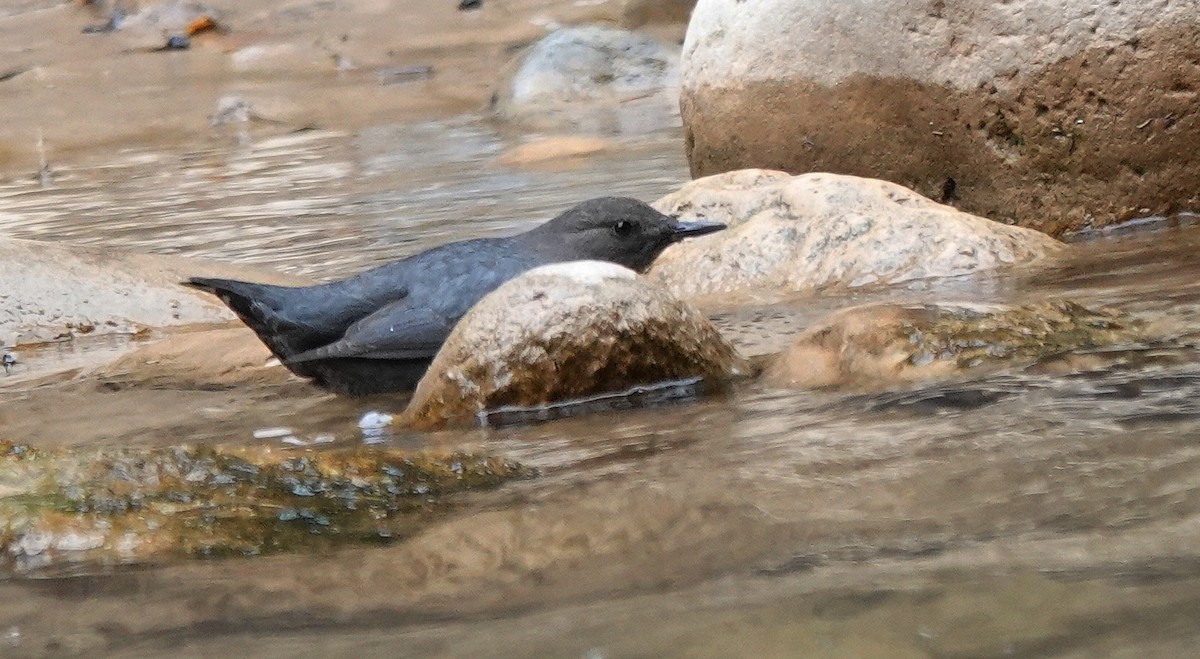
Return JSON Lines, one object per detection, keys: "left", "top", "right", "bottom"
{"left": 762, "top": 300, "right": 1141, "bottom": 390}
{"left": 0, "top": 442, "right": 527, "bottom": 574}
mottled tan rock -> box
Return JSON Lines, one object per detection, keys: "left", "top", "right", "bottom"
{"left": 649, "top": 170, "right": 1063, "bottom": 300}
{"left": 762, "top": 300, "right": 1136, "bottom": 389}
{"left": 404, "top": 261, "right": 742, "bottom": 429}
{"left": 0, "top": 238, "right": 302, "bottom": 347}
{"left": 681, "top": 0, "right": 1200, "bottom": 234}
{"left": 493, "top": 25, "right": 681, "bottom": 134}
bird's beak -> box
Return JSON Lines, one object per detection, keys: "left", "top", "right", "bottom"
{"left": 671, "top": 219, "right": 726, "bottom": 241}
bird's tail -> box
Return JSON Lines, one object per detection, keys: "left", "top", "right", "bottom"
{"left": 183, "top": 277, "right": 309, "bottom": 361}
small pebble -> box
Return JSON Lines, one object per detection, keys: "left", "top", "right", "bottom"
{"left": 14, "top": 532, "right": 52, "bottom": 557}
{"left": 53, "top": 531, "right": 104, "bottom": 552}
{"left": 529, "top": 15, "right": 562, "bottom": 30}
{"left": 210, "top": 95, "right": 251, "bottom": 127}
{"left": 358, "top": 411, "right": 393, "bottom": 430}
{"left": 253, "top": 427, "right": 294, "bottom": 439}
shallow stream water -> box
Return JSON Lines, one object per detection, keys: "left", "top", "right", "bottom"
{"left": 3, "top": 115, "right": 1200, "bottom": 657}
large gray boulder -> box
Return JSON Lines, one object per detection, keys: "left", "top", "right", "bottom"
{"left": 493, "top": 25, "right": 681, "bottom": 134}
{"left": 648, "top": 169, "right": 1063, "bottom": 300}
{"left": 403, "top": 261, "right": 742, "bottom": 429}
{"left": 681, "top": 0, "right": 1200, "bottom": 235}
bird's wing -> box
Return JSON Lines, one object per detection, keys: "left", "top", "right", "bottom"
{"left": 285, "top": 301, "right": 454, "bottom": 364}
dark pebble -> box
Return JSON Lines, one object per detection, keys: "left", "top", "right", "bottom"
{"left": 162, "top": 35, "right": 191, "bottom": 50}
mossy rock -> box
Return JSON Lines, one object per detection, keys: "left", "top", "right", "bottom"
{"left": 762, "top": 300, "right": 1143, "bottom": 389}
{"left": 1, "top": 441, "right": 527, "bottom": 574}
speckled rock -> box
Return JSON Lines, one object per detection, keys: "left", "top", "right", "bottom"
{"left": 0, "top": 238, "right": 302, "bottom": 347}
{"left": 761, "top": 300, "right": 1138, "bottom": 389}
{"left": 404, "top": 261, "right": 742, "bottom": 429}
{"left": 0, "top": 440, "right": 526, "bottom": 574}
{"left": 493, "top": 25, "right": 681, "bottom": 134}
{"left": 681, "top": 0, "right": 1200, "bottom": 234}
{"left": 648, "top": 170, "right": 1064, "bottom": 300}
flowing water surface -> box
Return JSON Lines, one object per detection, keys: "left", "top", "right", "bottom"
{"left": 2, "top": 118, "right": 1200, "bottom": 657}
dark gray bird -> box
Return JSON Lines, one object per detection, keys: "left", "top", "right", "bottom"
{"left": 185, "top": 197, "right": 724, "bottom": 396}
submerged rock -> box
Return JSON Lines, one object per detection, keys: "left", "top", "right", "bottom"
{"left": 761, "top": 300, "right": 1139, "bottom": 389}
{"left": 680, "top": 0, "right": 1200, "bottom": 234}
{"left": 90, "top": 327, "right": 288, "bottom": 390}
{"left": 0, "top": 440, "right": 527, "bottom": 574}
{"left": 492, "top": 25, "right": 681, "bottom": 134}
{"left": 404, "top": 261, "right": 743, "bottom": 429}
{"left": 649, "top": 170, "right": 1063, "bottom": 300}
{"left": 497, "top": 136, "right": 612, "bottom": 167}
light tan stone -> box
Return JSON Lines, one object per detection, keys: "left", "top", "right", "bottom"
{"left": 0, "top": 238, "right": 302, "bottom": 347}
{"left": 404, "top": 261, "right": 742, "bottom": 428}
{"left": 761, "top": 300, "right": 1135, "bottom": 389}
{"left": 649, "top": 170, "right": 1063, "bottom": 300}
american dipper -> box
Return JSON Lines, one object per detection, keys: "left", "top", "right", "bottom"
{"left": 185, "top": 197, "right": 724, "bottom": 396}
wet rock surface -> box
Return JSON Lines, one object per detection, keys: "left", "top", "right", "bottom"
{"left": 0, "top": 439, "right": 527, "bottom": 574}
{"left": 761, "top": 300, "right": 1140, "bottom": 389}
{"left": 649, "top": 170, "right": 1063, "bottom": 300}
{"left": 0, "top": 238, "right": 300, "bottom": 347}
{"left": 404, "top": 261, "right": 743, "bottom": 429}
{"left": 492, "top": 25, "right": 681, "bottom": 134}
{"left": 90, "top": 327, "right": 289, "bottom": 391}
{"left": 681, "top": 0, "right": 1200, "bottom": 234}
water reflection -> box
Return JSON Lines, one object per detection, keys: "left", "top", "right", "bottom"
{"left": 0, "top": 120, "right": 689, "bottom": 278}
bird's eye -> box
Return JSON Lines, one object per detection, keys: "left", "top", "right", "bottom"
{"left": 613, "top": 220, "right": 635, "bottom": 237}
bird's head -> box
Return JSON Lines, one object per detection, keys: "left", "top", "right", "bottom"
{"left": 530, "top": 197, "right": 725, "bottom": 272}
